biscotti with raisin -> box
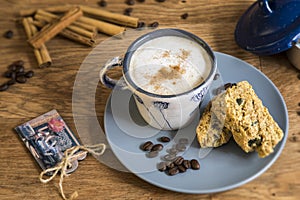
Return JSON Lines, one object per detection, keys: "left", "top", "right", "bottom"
{"left": 215, "top": 81, "right": 284, "bottom": 158}
{"left": 196, "top": 102, "right": 232, "bottom": 148}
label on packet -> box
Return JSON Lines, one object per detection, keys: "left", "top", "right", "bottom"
{"left": 15, "top": 109, "right": 86, "bottom": 175}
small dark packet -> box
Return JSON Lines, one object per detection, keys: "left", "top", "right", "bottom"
{"left": 15, "top": 110, "right": 86, "bottom": 175}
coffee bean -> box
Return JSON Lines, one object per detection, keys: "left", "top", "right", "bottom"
{"left": 166, "top": 161, "right": 175, "bottom": 169}
{"left": 149, "top": 21, "right": 159, "bottom": 28}
{"left": 4, "top": 71, "right": 12, "bottom": 78}
{"left": 168, "top": 167, "right": 179, "bottom": 176}
{"left": 163, "top": 153, "right": 176, "bottom": 161}
{"left": 297, "top": 74, "right": 300, "bottom": 80}
{"left": 157, "top": 162, "right": 167, "bottom": 172}
{"left": 151, "top": 144, "right": 163, "bottom": 152}
{"left": 141, "top": 141, "right": 153, "bottom": 151}
{"left": 175, "top": 143, "right": 186, "bottom": 152}
{"left": 178, "top": 138, "right": 188, "bottom": 144}
{"left": 8, "top": 64, "right": 17, "bottom": 71}
{"left": 224, "top": 83, "right": 232, "bottom": 90}
{"left": 7, "top": 79, "right": 16, "bottom": 85}
{"left": 16, "top": 72, "right": 25, "bottom": 77}
{"left": 178, "top": 165, "right": 187, "bottom": 173}
{"left": 13, "top": 60, "right": 24, "bottom": 67}
{"left": 298, "top": 102, "right": 300, "bottom": 107}
{"left": 182, "top": 160, "right": 191, "bottom": 169}
{"left": 125, "top": 0, "right": 135, "bottom": 5}
{"left": 297, "top": 111, "right": 300, "bottom": 116}
{"left": 156, "top": 0, "right": 166, "bottom": 2}
{"left": 146, "top": 151, "right": 159, "bottom": 158}
{"left": 25, "top": 70, "right": 34, "bottom": 78}
{"left": 11, "top": 72, "right": 16, "bottom": 80}
{"left": 181, "top": 13, "right": 189, "bottom": 19}
{"left": 137, "top": 0, "right": 145, "bottom": 2}
{"left": 181, "top": 0, "right": 187, "bottom": 3}
{"left": 124, "top": 7, "right": 133, "bottom": 16}
{"left": 159, "top": 136, "right": 170, "bottom": 143}
{"left": 190, "top": 159, "right": 200, "bottom": 170}
{"left": 167, "top": 148, "right": 178, "bottom": 154}
{"left": 137, "top": 21, "right": 145, "bottom": 29}
{"left": 16, "top": 66, "right": 24, "bottom": 73}
{"left": 98, "top": 0, "right": 107, "bottom": 7}
{"left": 173, "top": 156, "right": 184, "bottom": 165}
{"left": 16, "top": 76, "right": 27, "bottom": 84}
{"left": 4, "top": 30, "right": 13, "bottom": 39}
{"left": 0, "top": 83, "right": 9, "bottom": 91}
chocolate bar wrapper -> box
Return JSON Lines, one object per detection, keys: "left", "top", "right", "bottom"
{"left": 15, "top": 109, "right": 86, "bottom": 175}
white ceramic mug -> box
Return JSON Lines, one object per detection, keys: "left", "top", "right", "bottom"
{"left": 100, "top": 28, "right": 216, "bottom": 130}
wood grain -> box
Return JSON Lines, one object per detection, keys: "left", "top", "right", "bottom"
{"left": 0, "top": 0, "right": 299, "bottom": 200}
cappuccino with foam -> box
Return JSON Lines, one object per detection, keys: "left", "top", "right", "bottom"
{"left": 128, "top": 36, "right": 212, "bottom": 95}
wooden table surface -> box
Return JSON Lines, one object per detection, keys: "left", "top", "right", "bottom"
{"left": 0, "top": 0, "right": 299, "bottom": 199}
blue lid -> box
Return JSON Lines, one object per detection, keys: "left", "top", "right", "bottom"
{"left": 235, "top": 0, "right": 300, "bottom": 55}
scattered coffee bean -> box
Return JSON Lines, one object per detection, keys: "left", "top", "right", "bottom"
{"left": 298, "top": 102, "right": 300, "bottom": 107}
{"left": 149, "top": 21, "right": 159, "bottom": 28}
{"left": 4, "top": 71, "right": 12, "bottom": 78}
{"left": 181, "top": 13, "right": 189, "bottom": 19}
{"left": 98, "top": 0, "right": 107, "bottom": 7}
{"left": 7, "top": 79, "right": 16, "bottom": 85}
{"left": 178, "top": 138, "right": 188, "bottom": 144}
{"left": 156, "top": 0, "right": 166, "bottom": 2}
{"left": 141, "top": 141, "right": 154, "bottom": 151}
{"left": 11, "top": 72, "right": 16, "bottom": 80}
{"left": 175, "top": 143, "right": 186, "bottom": 152}
{"left": 124, "top": 7, "right": 133, "bottom": 16}
{"left": 12, "top": 60, "right": 24, "bottom": 67}
{"left": 190, "top": 159, "right": 200, "bottom": 170}
{"left": 163, "top": 153, "right": 176, "bottom": 161}
{"left": 182, "top": 160, "right": 191, "bottom": 169}
{"left": 125, "top": 0, "right": 135, "bottom": 5}
{"left": 17, "top": 72, "right": 25, "bottom": 77}
{"left": 146, "top": 150, "right": 159, "bottom": 158}
{"left": 25, "top": 70, "right": 34, "bottom": 78}
{"left": 0, "top": 83, "right": 9, "bottom": 91}
{"left": 159, "top": 136, "right": 170, "bottom": 143}
{"left": 167, "top": 148, "right": 178, "bottom": 154}
{"left": 151, "top": 143, "right": 163, "bottom": 152}
{"left": 137, "top": 21, "right": 146, "bottom": 29}
{"left": 297, "top": 111, "right": 300, "bottom": 116}
{"left": 16, "top": 66, "right": 24, "bottom": 73}
{"left": 157, "top": 162, "right": 167, "bottom": 172}
{"left": 8, "top": 64, "right": 17, "bottom": 71}
{"left": 224, "top": 82, "right": 233, "bottom": 90}
{"left": 178, "top": 165, "right": 187, "bottom": 173}
{"left": 173, "top": 156, "right": 184, "bottom": 166}
{"left": 181, "top": 0, "right": 187, "bottom": 3}
{"left": 166, "top": 161, "right": 175, "bottom": 169}
{"left": 168, "top": 167, "right": 179, "bottom": 176}
{"left": 16, "top": 76, "right": 27, "bottom": 84}
{"left": 4, "top": 30, "right": 13, "bottom": 39}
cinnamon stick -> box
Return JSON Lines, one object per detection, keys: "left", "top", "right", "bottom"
{"left": 20, "top": 5, "right": 139, "bottom": 28}
{"left": 79, "top": 16, "right": 125, "bottom": 36}
{"left": 28, "top": 7, "right": 83, "bottom": 48}
{"left": 80, "top": 5, "right": 139, "bottom": 28}
{"left": 22, "top": 17, "right": 52, "bottom": 68}
{"left": 35, "top": 9, "right": 97, "bottom": 39}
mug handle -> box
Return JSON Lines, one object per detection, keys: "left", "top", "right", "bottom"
{"left": 99, "top": 56, "right": 128, "bottom": 90}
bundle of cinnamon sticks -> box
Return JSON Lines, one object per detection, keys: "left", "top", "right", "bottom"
{"left": 20, "top": 5, "right": 139, "bottom": 68}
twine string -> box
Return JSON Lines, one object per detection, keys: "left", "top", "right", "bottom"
{"left": 39, "top": 144, "right": 106, "bottom": 200}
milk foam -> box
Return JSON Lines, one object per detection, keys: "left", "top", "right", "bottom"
{"left": 129, "top": 36, "right": 212, "bottom": 95}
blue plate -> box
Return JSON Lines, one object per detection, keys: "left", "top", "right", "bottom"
{"left": 104, "top": 52, "right": 288, "bottom": 193}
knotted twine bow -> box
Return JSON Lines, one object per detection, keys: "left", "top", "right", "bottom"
{"left": 39, "top": 144, "right": 106, "bottom": 200}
